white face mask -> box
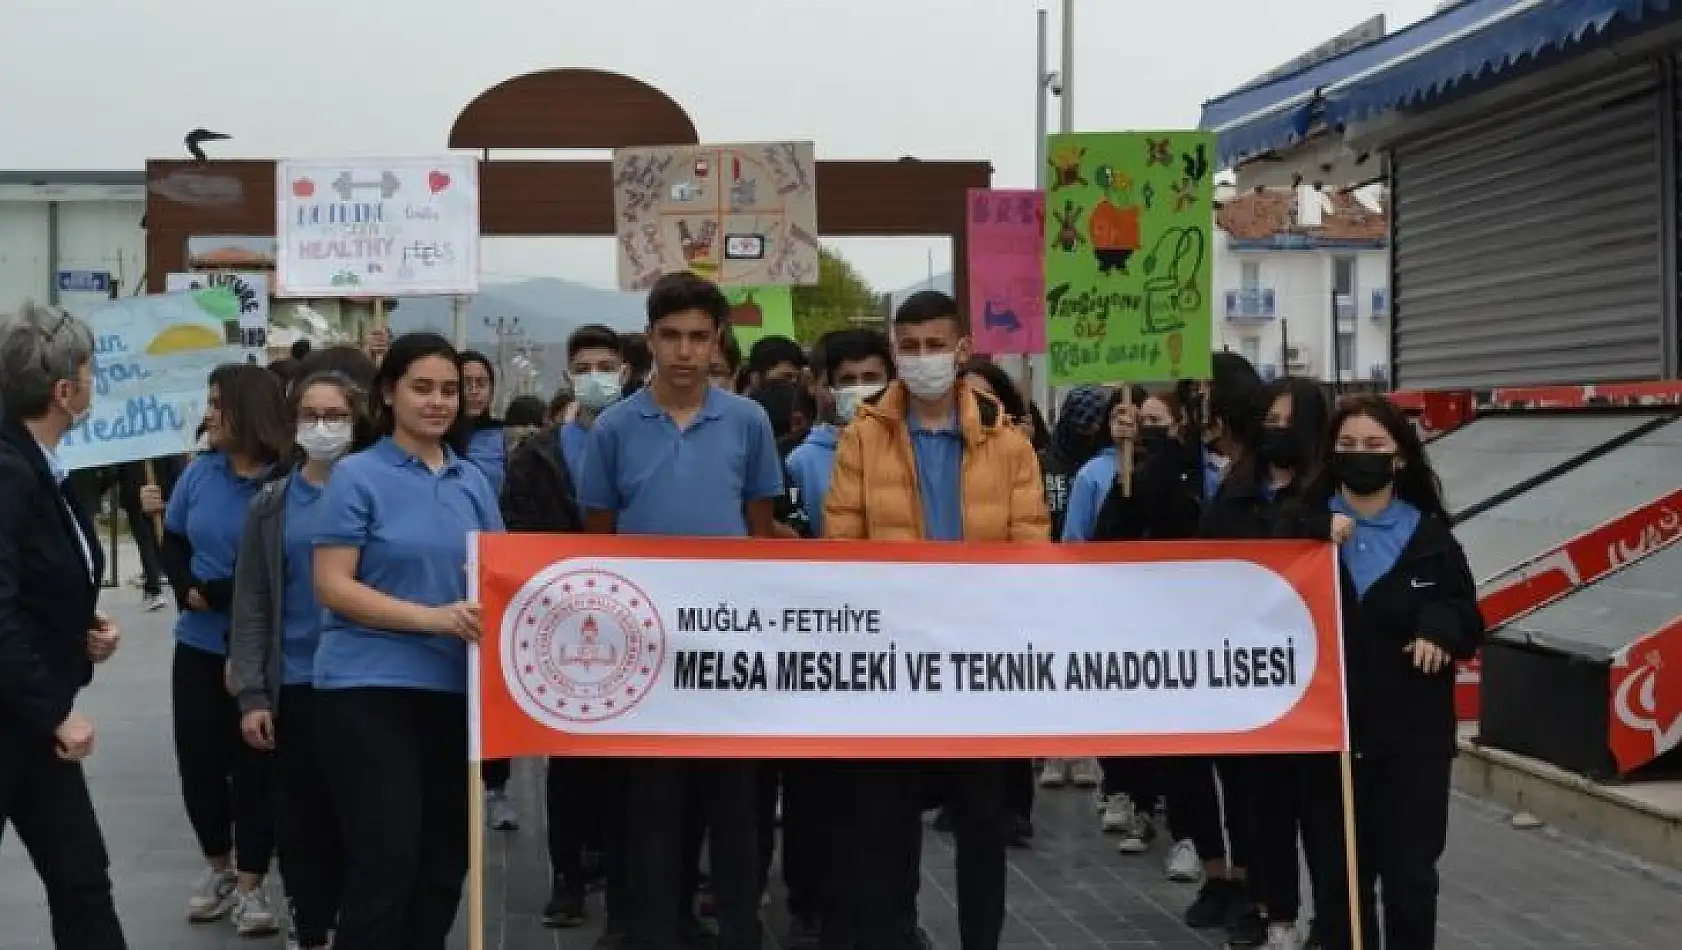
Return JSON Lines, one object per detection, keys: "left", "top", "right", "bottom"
{"left": 833, "top": 383, "right": 884, "bottom": 422}
{"left": 897, "top": 354, "right": 957, "bottom": 401}
{"left": 297, "top": 421, "right": 354, "bottom": 462}
{"left": 574, "top": 371, "right": 623, "bottom": 410}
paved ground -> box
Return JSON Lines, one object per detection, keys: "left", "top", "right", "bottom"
{"left": 6, "top": 567, "right": 1682, "bottom": 949}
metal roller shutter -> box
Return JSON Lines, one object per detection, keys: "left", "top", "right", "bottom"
{"left": 1391, "top": 62, "right": 1666, "bottom": 390}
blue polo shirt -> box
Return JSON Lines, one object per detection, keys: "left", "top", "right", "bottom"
{"left": 165, "top": 451, "right": 271, "bottom": 656}
{"left": 559, "top": 420, "right": 590, "bottom": 488}
{"left": 466, "top": 425, "right": 507, "bottom": 498}
{"left": 312, "top": 436, "right": 504, "bottom": 693}
{"left": 1062, "top": 447, "right": 1117, "bottom": 543}
{"left": 785, "top": 424, "right": 839, "bottom": 536}
{"left": 909, "top": 413, "right": 964, "bottom": 542}
{"left": 280, "top": 472, "right": 327, "bottom": 685}
{"left": 578, "top": 386, "right": 783, "bottom": 537}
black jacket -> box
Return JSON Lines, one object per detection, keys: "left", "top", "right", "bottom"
{"left": 1037, "top": 442, "right": 1088, "bottom": 541}
{"left": 1102, "top": 441, "right": 1204, "bottom": 542}
{"left": 1197, "top": 460, "right": 1280, "bottom": 541}
{"left": 1277, "top": 501, "right": 1484, "bottom": 759}
{"left": 0, "top": 416, "right": 104, "bottom": 741}
{"left": 501, "top": 424, "right": 584, "bottom": 533}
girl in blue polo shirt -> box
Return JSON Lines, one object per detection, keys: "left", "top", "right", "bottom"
{"left": 228, "top": 355, "right": 376, "bottom": 950}
{"left": 160, "top": 363, "right": 292, "bottom": 936}
{"left": 312, "top": 333, "right": 504, "bottom": 950}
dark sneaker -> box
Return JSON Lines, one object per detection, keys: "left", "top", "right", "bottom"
{"left": 785, "top": 914, "right": 822, "bottom": 949}
{"left": 1225, "top": 902, "right": 1267, "bottom": 946}
{"left": 541, "top": 878, "right": 585, "bottom": 928}
{"left": 932, "top": 807, "right": 954, "bottom": 832}
{"left": 1007, "top": 815, "right": 1034, "bottom": 848}
{"left": 1184, "top": 878, "right": 1238, "bottom": 929}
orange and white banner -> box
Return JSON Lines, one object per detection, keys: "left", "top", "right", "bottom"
{"left": 472, "top": 535, "right": 1346, "bottom": 760}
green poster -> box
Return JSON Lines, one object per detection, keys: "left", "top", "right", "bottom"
{"left": 1043, "top": 131, "right": 1214, "bottom": 383}
{"left": 725, "top": 285, "right": 796, "bottom": 348}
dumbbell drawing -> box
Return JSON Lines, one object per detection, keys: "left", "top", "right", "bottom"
{"left": 331, "top": 171, "right": 401, "bottom": 201}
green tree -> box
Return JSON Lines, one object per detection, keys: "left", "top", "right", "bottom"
{"left": 793, "top": 248, "right": 878, "bottom": 344}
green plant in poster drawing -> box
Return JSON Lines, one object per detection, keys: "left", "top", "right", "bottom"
{"left": 1043, "top": 131, "right": 1214, "bottom": 383}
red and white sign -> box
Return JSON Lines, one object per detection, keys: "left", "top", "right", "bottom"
{"left": 1611, "top": 619, "right": 1682, "bottom": 773}
{"left": 473, "top": 537, "right": 1346, "bottom": 760}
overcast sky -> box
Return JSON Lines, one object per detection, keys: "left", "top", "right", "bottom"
{"left": 1, "top": 0, "right": 1441, "bottom": 292}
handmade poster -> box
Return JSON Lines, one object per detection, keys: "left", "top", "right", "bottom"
{"left": 726, "top": 285, "right": 796, "bottom": 348}
{"left": 59, "top": 289, "right": 249, "bottom": 471}
{"left": 612, "top": 142, "right": 820, "bottom": 291}
{"left": 473, "top": 535, "right": 1344, "bottom": 760}
{"left": 166, "top": 271, "right": 270, "bottom": 359}
{"left": 275, "top": 157, "right": 480, "bottom": 297}
{"left": 1043, "top": 131, "right": 1214, "bottom": 383}
{"left": 966, "top": 188, "right": 1046, "bottom": 355}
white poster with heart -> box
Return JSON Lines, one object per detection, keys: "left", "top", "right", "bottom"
{"left": 275, "top": 156, "right": 480, "bottom": 298}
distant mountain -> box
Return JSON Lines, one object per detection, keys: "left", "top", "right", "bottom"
{"left": 388, "top": 277, "right": 645, "bottom": 344}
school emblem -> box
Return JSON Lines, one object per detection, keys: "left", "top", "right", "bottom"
{"left": 500, "top": 567, "right": 665, "bottom": 726}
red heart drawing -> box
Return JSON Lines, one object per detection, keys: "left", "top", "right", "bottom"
{"left": 428, "top": 171, "right": 451, "bottom": 194}
{"left": 292, "top": 178, "right": 315, "bottom": 198}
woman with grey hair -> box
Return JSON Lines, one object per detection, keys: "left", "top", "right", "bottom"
{"left": 0, "top": 300, "right": 129, "bottom": 948}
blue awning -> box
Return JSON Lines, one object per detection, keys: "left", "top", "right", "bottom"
{"left": 1200, "top": 0, "right": 1676, "bottom": 168}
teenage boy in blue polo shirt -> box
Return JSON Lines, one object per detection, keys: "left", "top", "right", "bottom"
{"left": 578, "top": 270, "right": 784, "bottom": 950}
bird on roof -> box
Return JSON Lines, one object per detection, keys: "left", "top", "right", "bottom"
{"left": 184, "top": 128, "right": 230, "bottom": 162}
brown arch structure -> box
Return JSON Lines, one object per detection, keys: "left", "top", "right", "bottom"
{"left": 145, "top": 68, "right": 991, "bottom": 316}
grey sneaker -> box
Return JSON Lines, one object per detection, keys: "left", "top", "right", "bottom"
{"left": 144, "top": 593, "right": 168, "bottom": 612}
{"left": 186, "top": 868, "right": 237, "bottom": 922}
{"left": 487, "top": 787, "right": 519, "bottom": 831}
{"left": 231, "top": 887, "right": 280, "bottom": 937}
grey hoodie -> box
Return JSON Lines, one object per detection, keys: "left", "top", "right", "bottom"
{"left": 229, "top": 474, "right": 292, "bottom": 715}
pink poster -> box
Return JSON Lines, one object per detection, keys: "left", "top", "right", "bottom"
{"left": 966, "top": 188, "right": 1046, "bottom": 356}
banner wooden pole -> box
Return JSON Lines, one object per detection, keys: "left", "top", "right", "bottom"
{"left": 1339, "top": 750, "right": 1366, "bottom": 950}
{"left": 142, "top": 459, "right": 163, "bottom": 540}
{"left": 467, "top": 763, "right": 486, "bottom": 950}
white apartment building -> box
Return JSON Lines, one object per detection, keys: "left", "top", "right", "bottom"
{"left": 1213, "top": 189, "right": 1391, "bottom": 387}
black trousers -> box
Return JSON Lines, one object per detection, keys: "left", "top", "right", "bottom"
{"left": 1003, "top": 759, "right": 1035, "bottom": 821}
{"left": 318, "top": 688, "right": 468, "bottom": 950}
{"left": 1166, "top": 755, "right": 1257, "bottom": 870}
{"left": 624, "top": 759, "right": 762, "bottom": 950}
{"left": 546, "top": 757, "right": 628, "bottom": 921}
{"left": 171, "top": 642, "right": 275, "bottom": 874}
{"left": 480, "top": 758, "right": 511, "bottom": 791}
{"left": 1310, "top": 755, "right": 1452, "bottom": 950}
{"left": 1251, "top": 754, "right": 1343, "bottom": 924}
{"left": 836, "top": 760, "right": 1010, "bottom": 950}
{"left": 1099, "top": 756, "right": 1165, "bottom": 807}
{"left": 274, "top": 686, "right": 342, "bottom": 947}
{"left": 0, "top": 731, "right": 128, "bottom": 950}
{"left": 755, "top": 761, "right": 834, "bottom": 921}
{"left": 115, "top": 463, "right": 163, "bottom": 596}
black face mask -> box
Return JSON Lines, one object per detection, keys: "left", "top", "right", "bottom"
{"left": 1258, "top": 426, "right": 1299, "bottom": 469}
{"left": 1332, "top": 451, "right": 1397, "bottom": 495}
{"left": 1138, "top": 425, "right": 1174, "bottom": 456}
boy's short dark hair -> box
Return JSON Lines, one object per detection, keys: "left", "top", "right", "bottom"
{"left": 809, "top": 329, "right": 847, "bottom": 381}
{"left": 747, "top": 335, "right": 807, "bottom": 376}
{"left": 567, "top": 323, "right": 621, "bottom": 362}
{"left": 718, "top": 328, "right": 743, "bottom": 372}
{"left": 619, "top": 332, "right": 652, "bottom": 375}
{"left": 894, "top": 289, "right": 966, "bottom": 332}
{"left": 820, "top": 328, "right": 896, "bottom": 385}
{"left": 647, "top": 271, "right": 731, "bottom": 329}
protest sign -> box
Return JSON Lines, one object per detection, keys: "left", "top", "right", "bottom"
{"left": 725, "top": 285, "right": 796, "bottom": 348}
{"left": 966, "top": 188, "right": 1045, "bottom": 356}
{"left": 612, "top": 142, "right": 820, "bottom": 291}
{"left": 166, "top": 271, "right": 270, "bottom": 359}
{"left": 275, "top": 157, "right": 480, "bottom": 297}
{"left": 1043, "top": 131, "right": 1214, "bottom": 383}
{"left": 472, "top": 536, "right": 1344, "bottom": 760}
{"left": 60, "top": 289, "right": 247, "bottom": 471}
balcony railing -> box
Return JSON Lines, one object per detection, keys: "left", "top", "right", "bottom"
{"left": 1334, "top": 293, "right": 1356, "bottom": 320}
{"left": 1369, "top": 363, "right": 1390, "bottom": 383}
{"left": 1224, "top": 288, "right": 1276, "bottom": 320}
{"left": 1371, "top": 287, "right": 1389, "bottom": 319}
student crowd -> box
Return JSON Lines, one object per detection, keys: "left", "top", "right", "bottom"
{"left": 0, "top": 271, "right": 1482, "bottom": 950}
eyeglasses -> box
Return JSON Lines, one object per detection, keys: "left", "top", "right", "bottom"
{"left": 299, "top": 411, "right": 353, "bottom": 425}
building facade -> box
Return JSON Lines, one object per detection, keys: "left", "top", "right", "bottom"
{"left": 0, "top": 171, "right": 146, "bottom": 311}
{"left": 1214, "top": 189, "right": 1391, "bottom": 386}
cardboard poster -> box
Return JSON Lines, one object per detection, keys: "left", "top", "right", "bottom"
{"left": 966, "top": 188, "right": 1045, "bottom": 356}
{"left": 726, "top": 285, "right": 796, "bottom": 348}
{"left": 612, "top": 142, "right": 820, "bottom": 291}
{"left": 165, "top": 271, "right": 270, "bottom": 361}
{"left": 1043, "top": 131, "right": 1214, "bottom": 383}
{"left": 275, "top": 156, "right": 480, "bottom": 298}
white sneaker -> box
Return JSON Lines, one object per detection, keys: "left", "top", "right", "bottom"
{"left": 232, "top": 887, "right": 280, "bottom": 937}
{"left": 1101, "top": 794, "right": 1135, "bottom": 833}
{"left": 487, "top": 788, "right": 519, "bottom": 831}
{"left": 1165, "top": 838, "right": 1201, "bottom": 883}
{"left": 186, "top": 868, "right": 237, "bottom": 922}
{"left": 1068, "top": 758, "right": 1102, "bottom": 788}
{"left": 1037, "top": 759, "right": 1069, "bottom": 788}
{"left": 1266, "top": 923, "right": 1303, "bottom": 949}
{"left": 1117, "top": 808, "right": 1156, "bottom": 854}
{"left": 1094, "top": 791, "right": 1114, "bottom": 816}
{"left": 144, "top": 593, "right": 168, "bottom": 612}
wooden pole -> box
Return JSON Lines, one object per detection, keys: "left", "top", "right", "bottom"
{"left": 467, "top": 761, "right": 486, "bottom": 950}
{"left": 142, "top": 460, "right": 163, "bottom": 540}
{"left": 1339, "top": 750, "right": 1367, "bottom": 950}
